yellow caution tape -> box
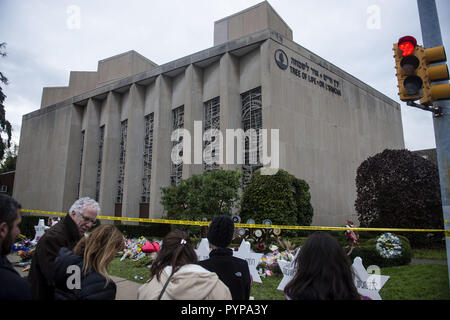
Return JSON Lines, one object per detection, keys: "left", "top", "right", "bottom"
{"left": 21, "top": 208, "right": 447, "bottom": 233}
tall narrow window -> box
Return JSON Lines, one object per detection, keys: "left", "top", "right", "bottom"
{"left": 116, "top": 120, "right": 127, "bottom": 203}
{"left": 203, "top": 97, "right": 220, "bottom": 172}
{"left": 95, "top": 125, "right": 105, "bottom": 202}
{"left": 141, "top": 113, "right": 154, "bottom": 203}
{"left": 77, "top": 130, "right": 85, "bottom": 198}
{"left": 170, "top": 106, "right": 184, "bottom": 186}
{"left": 241, "top": 87, "right": 262, "bottom": 185}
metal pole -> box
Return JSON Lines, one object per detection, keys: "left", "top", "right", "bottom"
{"left": 417, "top": 0, "right": 450, "bottom": 287}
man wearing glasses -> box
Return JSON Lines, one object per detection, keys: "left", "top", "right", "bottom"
{"left": 28, "top": 197, "right": 100, "bottom": 300}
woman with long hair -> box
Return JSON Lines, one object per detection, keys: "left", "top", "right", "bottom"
{"left": 284, "top": 231, "right": 361, "bottom": 300}
{"left": 138, "top": 229, "right": 232, "bottom": 300}
{"left": 53, "top": 224, "right": 124, "bottom": 300}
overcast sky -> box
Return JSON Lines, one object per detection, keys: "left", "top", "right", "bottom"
{"left": 1, "top": 0, "right": 449, "bottom": 151}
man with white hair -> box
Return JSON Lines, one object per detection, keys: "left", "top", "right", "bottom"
{"left": 28, "top": 197, "right": 100, "bottom": 300}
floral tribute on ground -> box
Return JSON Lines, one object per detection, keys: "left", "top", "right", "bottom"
{"left": 344, "top": 220, "right": 360, "bottom": 255}
{"left": 375, "top": 232, "right": 402, "bottom": 259}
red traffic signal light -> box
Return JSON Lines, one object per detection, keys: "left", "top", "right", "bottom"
{"left": 398, "top": 36, "right": 417, "bottom": 56}
{"left": 394, "top": 35, "right": 450, "bottom": 105}
{"left": 393, "top": 36, "right": 424, "bottom": 101}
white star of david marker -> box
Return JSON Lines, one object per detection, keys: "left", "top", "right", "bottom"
{"left": 352, "top": 256, "right": 389, "bottom": 300}
{"left": 32, "top": 219, "right": 48, "bottom": 245}
{"left": 277, "top": 247, "right": 301, "bottom": 291}
{"left": 195, "top": 238, "right": 211, "bottom": 261}
{"left": 233, "top": 239, "right": 264, "bottom": 283}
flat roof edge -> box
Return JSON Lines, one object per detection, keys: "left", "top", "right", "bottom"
{"left": 24, "top": 28, "right": 398, "bottom": 121}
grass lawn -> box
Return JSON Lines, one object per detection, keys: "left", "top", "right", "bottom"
{"left": 107, "top": 257, "right": 449, "bottom": 300}
{"left": 107, "top": 257, "right": 150, "bottom": 284}
{"left": 412, "top": 248, "right": 448, "bottom": 260}
{"left": 251, "top": 275, "right": 285, "bottom": 300}
{"left": 380, "top": 264, "right": 449, "bottom": 300}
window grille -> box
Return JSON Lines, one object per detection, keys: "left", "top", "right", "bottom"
{"left": 77, "top": 130, "right": 85, "bottom": 198}
{"left": 170, "top": 106, "right": 184, "bottom": 186}
{"left": 95, "top": 125, "right": 105, "bottom": 202}
{"left": 116, "top": 120, "right": 127, "bottom": 203}
{"left": 141, "top": 113, "right": 154, "bottom": 203}
{"left": 203, "top": 97, "right": 220, "bottom": 172}
{"left": 241, "top": 87, "right": 263, "bottom": 185}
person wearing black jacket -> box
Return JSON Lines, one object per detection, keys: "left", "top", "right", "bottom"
{"left": 53, "top": 247, "right": 116, "bottom": 300}
{"left": 0, "top": 194, "right": 31, "bottom": 300}
{"left": 53, "top": 224, "right": 124, "bottom": 300}
{"left": 28, "top": 197, "right": 100, "bottom": 300}
{"left": 198, "top": 215, "right": 251, "bottom": 300}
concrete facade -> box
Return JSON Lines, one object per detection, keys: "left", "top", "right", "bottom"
{"left": 40, "top": 51, "right": 157, "bottom": 108}
{"left": 14, "top": 1, "right": 404, "bottom": 226}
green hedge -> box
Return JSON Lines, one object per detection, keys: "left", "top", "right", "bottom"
{"left": 19, "top": 214, "right": 103, "bottom": 239}
{"left": 114, "top": 222, "right": 171, "bottom": 239}
{"left": 350, "top": 234, "right": 412, "bottom": 268}
{"left": 19, "top": 215, "right": 52, "bottom": 238}
{"left": 19, "top": 214, "right": 172, "bottom": 240}
{"left": 240, "top": 169, "right": 313, "bottom": 229}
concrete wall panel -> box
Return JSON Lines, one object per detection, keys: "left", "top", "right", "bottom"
{"left": 264, "top": 39, "right": 404, "bottom": 225}
{"left": 122, "top": 84, "right": 146, "bottom": 220}
{"left": 171, "top": 73, "right": 185, "bottom": 109}
{"left": 203, "top": 62, "right": 220, "bottom": 102}
{"left": 149, "top": 76, "right": 173, "bottom": 218}
{"left": 240, "top": 48, "right": 261, "bottom": 94}
{"left": 14, "top": 105, "right": 77, "bottom": 212}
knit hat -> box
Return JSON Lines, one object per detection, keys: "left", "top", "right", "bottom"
{"left": 207, "top": 215, "right": 235, "bottom": 248}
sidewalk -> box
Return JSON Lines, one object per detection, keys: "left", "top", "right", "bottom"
{"left": 110, "top": 276, "right": 141, "bottom": 300}
{"left": 8, "top": 253, "right": 142, "bottom": 300}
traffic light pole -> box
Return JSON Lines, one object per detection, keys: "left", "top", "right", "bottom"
{"left": 417, "top": 0, "right": 450, "bottom": 286}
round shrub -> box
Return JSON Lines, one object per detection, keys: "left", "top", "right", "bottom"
{"left": 350, "top": 234, "right": 412, "bottom": 268}
{"left": 355, "top": 149, "right": 444, "bottom": 247}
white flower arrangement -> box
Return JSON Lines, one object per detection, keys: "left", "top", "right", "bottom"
{"left": 376, "top": 232, "right": 402, "bottom": 259}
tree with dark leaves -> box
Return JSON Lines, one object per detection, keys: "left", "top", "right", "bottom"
{"left": 355, "top": 149, "right": 444, "bottom": 247}
{"left": 0, "top": 143, "right": 18, "bottom": 173}
{"left": 0, "top": 42, "right": 12, "bottom": 161}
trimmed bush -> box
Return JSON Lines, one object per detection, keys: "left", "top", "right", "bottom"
{"left": 114, "top": 222, "right": 171, "bottom": 239}
{"left": 240, "top": 169, "right": 313, "bottom": 229}
{"left": 350, "top": 234, "right": 412, "bottom": 268}
{"left": 355, "top": 149, "right": 444, "bottom": 248}
{"left": 19, "top": 214, "right": 49, "bottom": 238}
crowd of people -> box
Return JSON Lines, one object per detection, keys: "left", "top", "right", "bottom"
{"left": 0, "top": 194, "right": 367, "bottom": 300}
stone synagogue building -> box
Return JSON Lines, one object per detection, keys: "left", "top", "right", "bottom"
{"left": 14, "top": 2, "right": 404, "bottom": 226}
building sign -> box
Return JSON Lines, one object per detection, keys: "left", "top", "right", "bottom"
{"left": 275, "top": 49, "right": 342, "bottom": 97}
{"left": 274, "top": 49, "right": 288, "bottom": 70}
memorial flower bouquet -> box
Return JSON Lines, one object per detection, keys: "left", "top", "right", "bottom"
{"left": 344, "top": 220, "right": 360, "bottom": 255}
{"left": 120, "top": 236, "right": 161, "bottom": 262}
{"left": 257, "top": 249, "right": 297, "bottom": 277}
{"left": 376, "top": 232, "right": 402, "bottom": 259}
{"left": 240, "top": 223, "right": 279, "bottom": 253}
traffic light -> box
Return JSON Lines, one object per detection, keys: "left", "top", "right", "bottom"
{"left": 393, "top": 35, "right": 450, "bottom": 105}
{"left": 393, "top": 36, "right": 424, "bottom": 101}
{"left": 420, "top": 45, "right": 450, "bottom": 105}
